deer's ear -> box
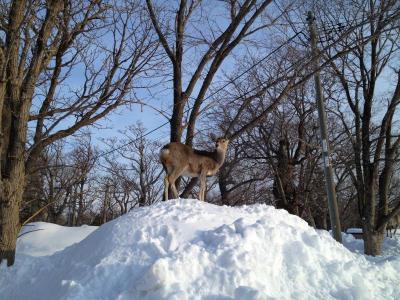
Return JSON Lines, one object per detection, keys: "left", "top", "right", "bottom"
{"left": 209, "top": 133, "right": 217, "bottom": 142}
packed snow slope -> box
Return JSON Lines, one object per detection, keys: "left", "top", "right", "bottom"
{"left": 1, "top": 199, "right": 400, "bottom": 300}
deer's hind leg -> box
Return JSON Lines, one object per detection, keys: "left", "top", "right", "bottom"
{"left": 162, "top": 162, "right": 171, "bottom": 201}
{"left": 163, "top": 176, "right": 169, "bottom": 201}
{"left": 167, "top": 167, "right": 184, "bottom": 199}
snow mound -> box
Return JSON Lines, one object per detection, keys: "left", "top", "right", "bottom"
{"left": 1, "top": 199, "right": 400, "bottom": 300}
{"left": 17, "top": 222, "right": 97, "bottom": 256}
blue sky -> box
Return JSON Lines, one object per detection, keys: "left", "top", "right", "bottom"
{"left": 83, "top": 0, "right": 297, "bottom": 148}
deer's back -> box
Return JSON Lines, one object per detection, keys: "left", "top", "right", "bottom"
{"left": 388, "top": 214, "right": 400, "bottom": 227}
{"left": 160, "top": 142, "right": 220, "bottom": 175}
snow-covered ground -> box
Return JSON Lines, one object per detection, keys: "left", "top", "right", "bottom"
{"left": 342, "top": 229, "right": 400, "bottom": 259}
{"left": 1, "top": 199, "right": 400, "bottom": 300}
{"left": 17, "top": 222, "right": 97, "bottom": 257}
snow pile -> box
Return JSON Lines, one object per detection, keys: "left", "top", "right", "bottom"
{"left": 17, "top": 222, "right": 97, "bottom": 256}
{"left": 1, "top": 199, "right": 400, "bottom": 300}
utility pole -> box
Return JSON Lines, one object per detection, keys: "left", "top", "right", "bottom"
{"left": 307, "top": 11, "right": 342, "bottom": 243}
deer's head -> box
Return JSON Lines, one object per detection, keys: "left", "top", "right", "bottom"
{"left": 215, "top": 137, "right": 229, "bottom": 152}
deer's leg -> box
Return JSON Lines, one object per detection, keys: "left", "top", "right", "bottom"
{"left": 199, "top": 170, "right": 207, "bottom": 201}
{"left": 164, "top": 176, "right": 169, "bottom": 200}
{"left": 170, "top": 182, "right": 179, "bottom": 199}
{"left": 167, "top": 170, "right": 181, "bottom": 199}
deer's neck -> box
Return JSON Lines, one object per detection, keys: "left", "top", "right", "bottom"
{"left": 193, "top": 147, "right": 227, "bottom": 165}
{"left": 215, "top": 148, "right": 227, "bottom": 165}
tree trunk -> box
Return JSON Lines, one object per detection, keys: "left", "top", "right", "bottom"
{"left": 363, "top": 228, "right": 385, "bottom": 256}
{"left": 314, "top": 208, "right": 328, "bottom": 230}
{"left": 181, "top": 178, "right": 198, "bottom": 199}
{"left": 0, "top": 177, "right": 24, "bottom": 266}
{"left": 305, "top": 207, "right": 316, "bottom": 228}
{"left": 102, "top": 184, "right": 110, "bottom": 224}
{"left": 77, "top": 179, "right": 85, "bottom": 226}
{"left": 22, "top": 164, "right": 44, "bottom": 223}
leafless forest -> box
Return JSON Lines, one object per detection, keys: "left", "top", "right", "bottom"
{"left": 1, "top": 0, "right": 400, "bottom": 265}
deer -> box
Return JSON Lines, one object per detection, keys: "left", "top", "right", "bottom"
{"left": 160, "top": 137, "right": 229, "bottom": 201}
{"left": 387, "top": 213, "right": 400, "bottom": 238}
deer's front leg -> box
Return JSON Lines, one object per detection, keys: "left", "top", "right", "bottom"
{"left": 199, "top": 170, "right": 207, "bottom": 201}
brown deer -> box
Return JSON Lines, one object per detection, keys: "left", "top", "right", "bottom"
{"left": 160, "top": 137, "right": 229, "bottom": 201}
{"left": 387, "top": 213, "right": 400, "bottom": 238}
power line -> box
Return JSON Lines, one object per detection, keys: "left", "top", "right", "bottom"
{"left": 93, "top": 30, "right": 305, "bottom": 160}
{"left": 58, "top": 12, "right": 385, "bottom": 162}
{"left": 45, "top": 10, "right": 400, "bottom": 165}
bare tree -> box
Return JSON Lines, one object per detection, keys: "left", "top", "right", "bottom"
{"left": 322, "top": 0, "right": 400, "bottom": 255}
{"left": 0, "top": 0, "right": 158, "bottom": 266}
{"left": 216, "top": 136, "right": 272, "bottom": 206}
{"left": 20, "top": 134, "right": 98, "bottom": 226}
{"left": 102, "top": 123, "right": 163, "bottom": 210}
{"left": 145, "top": 0, "right": 290, "bottom": 144}
{"left": 66, "top": 136, "right": 98, "bottom": 226}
